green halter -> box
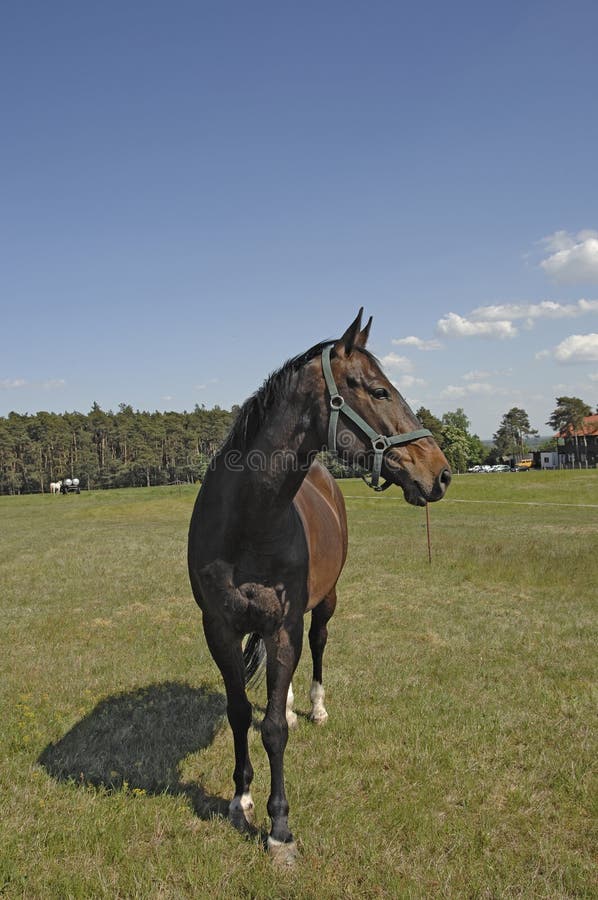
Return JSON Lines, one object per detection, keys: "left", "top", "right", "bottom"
{"left": 321, "top": 345, "right": 433, "bottom": 491}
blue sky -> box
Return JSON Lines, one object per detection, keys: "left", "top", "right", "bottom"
{"left": 2, "top": 1, "right": 597, "bottom": 438}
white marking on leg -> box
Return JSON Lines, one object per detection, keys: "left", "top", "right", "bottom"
{"left": 240, "top": 792, "right": 254, "bottom": 813}
{"left": 309, "top": 680, "right": 328, "bottom": 724}
{"left": 229, "top": 791, "right": 255, "bottom": 826}
{"left": 286, "top": 681, "right": 298, "bottom": 729}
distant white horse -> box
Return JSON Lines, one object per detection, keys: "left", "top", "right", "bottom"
{"left": 50, "top": 481, "right": 62, "bottom": 495}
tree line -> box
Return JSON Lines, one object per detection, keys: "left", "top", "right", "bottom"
{"left": 0, "top": 403, "right": 234, "bottom": 495}
{"left": 1, "top": 396, "right": 595, "bottom": 494}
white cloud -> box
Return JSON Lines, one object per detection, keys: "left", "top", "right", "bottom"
{"left": 435, "top": 298, "right": 598, "bottom": 343}
{"left": 194, "top": 377, "right": 219, "bottom": 391}
{"left": 461, "top": 368, "right": 512, "bottom": 382}
{"left": 391, "top": 335, "right": 442, "bottom": 351}
{"left": 391, "top": 375, "right": 426, "bottom": 391}
{"left": 540, "top": 230, "right": 598, "bottom": 283}
{"left": 380, "top": 352, "right": 413, "bottom": 373}
{"left": 0, "top": 377, "right": 65, "bottom": 391}
{"left": 471, "top": 299, "right": 598, "bottom": 321}
{"left": 440, "top": 382, "right": 496, "bottom": 399}
{"left": 462, "top": 370, "right": 491, "bottom": 381}
{"left": 554, "top": 333, "right": 598, "bottom": 363}
{"left": 436, "top": 312, "right": 517, "bottom": 339}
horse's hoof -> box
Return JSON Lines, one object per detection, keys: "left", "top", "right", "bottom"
{"left": 286, "top": 710, "right": 298, "bottom": 729}
{"left": 309, "top": 710, "right": 328, "bottom": 725}
{"left": 267, "top": 836, "right": 298, "bottom": 866}
{"left": 228, "top": 794, "right": 255, "bottom": 831}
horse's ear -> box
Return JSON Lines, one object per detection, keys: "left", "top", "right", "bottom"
{"left": 355, "top": 315, "right": 372, "bottom": 348}
{"left": 337, "top": 308, "right": 363, "bottom": 355}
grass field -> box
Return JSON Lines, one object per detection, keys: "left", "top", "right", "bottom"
{"left": 1, "top": 471, "right": 596, "bottom": 898}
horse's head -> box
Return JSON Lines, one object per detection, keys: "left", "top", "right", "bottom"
{"left": 316, "top": 310, "right": 451, "bottom": 506}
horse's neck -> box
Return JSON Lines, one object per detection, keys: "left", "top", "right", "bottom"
{"left": 222, "top": 384, "right": 321, "bottom": 533}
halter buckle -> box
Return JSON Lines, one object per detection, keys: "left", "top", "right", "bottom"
{"left": 373, "top": 436, "right": 389, "bottom": 452}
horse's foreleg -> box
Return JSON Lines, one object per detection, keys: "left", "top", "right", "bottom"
{"left": 308, "top": 590, "right": 337, "bottom": 724}
{"left": 262, "top": 618, "right": 303, "bottom": 864}
{"left": 202, "top": 615, "right": 255, "bottom": 830}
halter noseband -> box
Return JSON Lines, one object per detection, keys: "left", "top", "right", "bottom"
{"left": 322, "top": 345, "right": 432, "bottom": 491}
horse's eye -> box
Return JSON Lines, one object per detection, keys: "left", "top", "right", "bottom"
{"left": 372, "top": 387, "right": 390, "bottom": 400}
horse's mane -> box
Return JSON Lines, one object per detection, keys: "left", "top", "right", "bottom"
{"left": 221, "top": 340, "right": 333, "bottom": 452}
{"left": 221, "top": 340, "right": 380, "bottom": 453}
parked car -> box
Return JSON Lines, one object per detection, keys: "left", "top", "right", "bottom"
{"left": 516, "top": 459, "right": 533, "bottom": 469}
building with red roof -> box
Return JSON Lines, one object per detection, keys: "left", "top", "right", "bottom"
{"left": 558, "top": 414, "right": 598, "bottom": 468}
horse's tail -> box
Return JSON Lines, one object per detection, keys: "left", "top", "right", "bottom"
{"left": 243, "top": 633, "right": 266, "bottom": 689}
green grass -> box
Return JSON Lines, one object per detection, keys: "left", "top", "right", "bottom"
{"left": 1, "top": 472, "right": 596, "bottom": 898}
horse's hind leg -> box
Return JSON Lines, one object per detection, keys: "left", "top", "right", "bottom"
{"left": 202, "top": 615, "right": 255, "bottom": 830}
{"left": 308, "top": 589, "right": 337, "bottom": 724}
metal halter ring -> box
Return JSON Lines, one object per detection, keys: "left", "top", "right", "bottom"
{"left": 330, "top": 395, "right": 345, "bottom": 409}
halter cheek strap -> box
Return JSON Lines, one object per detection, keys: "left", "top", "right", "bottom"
{"left": 321, "top": 345, "right": 432, "bottom": 491}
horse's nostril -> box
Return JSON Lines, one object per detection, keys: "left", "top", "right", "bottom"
{"left": 439, "top": 468, "right": 452, "bottom": 491}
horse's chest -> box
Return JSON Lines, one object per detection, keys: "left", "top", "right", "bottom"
{"left": 234, "top": 538, "right": 308, "bottom": 597}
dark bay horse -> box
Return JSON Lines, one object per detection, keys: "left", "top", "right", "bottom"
{"left": 188, "top": 310, "right": 451, "bottom": 863}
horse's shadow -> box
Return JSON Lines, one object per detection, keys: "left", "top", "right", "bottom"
{"left": 38, "top": 681, "right": 231, "bottom": 821}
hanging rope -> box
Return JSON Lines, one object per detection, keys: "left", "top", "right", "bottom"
{"left": 425, "top": 502, "right": 432, "bottom": 565}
